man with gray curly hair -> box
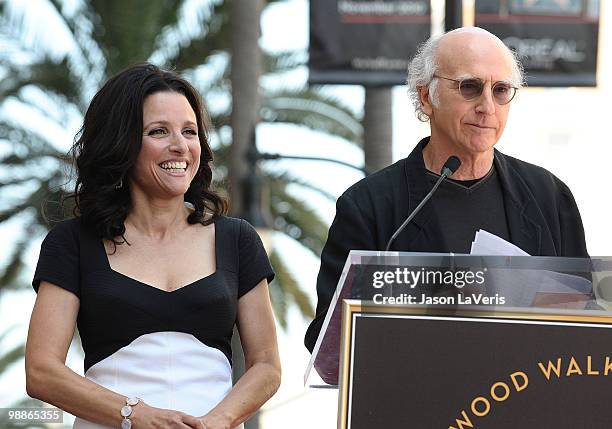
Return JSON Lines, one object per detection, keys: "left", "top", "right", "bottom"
{"left": 305, "top": 27, "right": 588, "bottom": 353}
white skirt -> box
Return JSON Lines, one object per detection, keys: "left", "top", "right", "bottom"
{"left": 73, "top": 331, "right": 243, "bottom": 429}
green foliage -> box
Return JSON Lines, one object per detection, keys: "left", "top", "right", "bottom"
{"left": 268, "top": 177, "right": 328, "bottom": 257}
{"left": 269, "top": 250, "right": 314, "bottom": 330}
{"left": 263, "top": 87, "right": 363, "bottom": 144}
{"left": 0, "top": 329, "right": 25, "bottom": 374}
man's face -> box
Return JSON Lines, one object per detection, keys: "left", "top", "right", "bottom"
{"left": 420, "top": 32, "right": 515, "bottom": 157}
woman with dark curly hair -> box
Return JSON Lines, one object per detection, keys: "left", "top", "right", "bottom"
{"left": 25, "top": 63, "right": 281, "bottom": 429}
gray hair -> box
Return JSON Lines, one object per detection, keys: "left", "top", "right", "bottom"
{"left": 406, "top": 31, "right": 525, "bottom": 122}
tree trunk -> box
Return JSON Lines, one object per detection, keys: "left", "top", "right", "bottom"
{"left": 230, "top": 0, "right": 263, "bottom": 217}
{"left": 363, "top": 87, "right": 393, "bottom": 172}
{"left": 445, "top": 0, "right": 463, "bottom": 31}
{"left": 230, "top": 1, "right": 263, "bottom": 429}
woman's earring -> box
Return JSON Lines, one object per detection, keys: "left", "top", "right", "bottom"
{"left": 115, "top": 178, "right": 123, "bottom": 189}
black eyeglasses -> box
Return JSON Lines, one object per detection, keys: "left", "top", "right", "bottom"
{"left": 433, "top": 74, "right": 518, "bottom": 105}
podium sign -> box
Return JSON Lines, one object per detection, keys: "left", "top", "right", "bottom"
{"left": 304, "top": 252, "right": 612, "bottom": 428}
{"left": 339, "top": 301, "right": 612, "bottom": 428}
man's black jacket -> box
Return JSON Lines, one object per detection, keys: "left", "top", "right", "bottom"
{"left": 305, "top": 138, "right": 589, "bottom": 352}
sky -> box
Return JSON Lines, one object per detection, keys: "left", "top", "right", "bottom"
{"left": 1, "top": 0, "right": 612, "bottom": 428}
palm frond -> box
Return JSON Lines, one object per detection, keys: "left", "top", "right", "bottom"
{"left": 268, "top": 271, "right": 288, "bottom": 329}
{"left": 0, "top": 0, "right": 96, "bottom": 94}
{"left": 0, "top": 122, "right": 66, "bottom": 160}
{"left": 1, "top": 57, "right": 84, "bottom": 117}
{"left": 88, "top": 0, "right": 183, "bottom": 75}
{"left": 0, "top": 220, "right": 41, "bottom": 290}
{"left": 0, "top": 178, "right": 64, "bottom": 227}
{"left": 46, "top": 0, "right": 101, "bottom": 84}
{"left": 0, "top": 343, "right": 24, "bottom": 374}
{"left": 0, "top": 199, "right": 33, "bottom": 224}
{"left": 0, "top": 64, "right": 27, "bottom": 103}
{"left": 0, "top": 238, "right": 28, "bottom": 290}
{"left": 270, "top": 250, "right": 314, "bottom": 321}
{"left": 26, "top": 57, "right": 85, "bottom": 110}
{"left": 262, "top": 88, "right": 363, "bottom": 144}
{"left": 262, "top": 50, "right": 306, "bottom": 74}
{"left": 166, "top": 2, "right": 231, "bottom": 71}
{"left": 265, "top": 170, "right": 336, "bottom": 202}
{"left": 211, "top": 110, "right": 231, "bottom": 130}
{"left": 269, "top": 179, "right": 328, "bottom": 257}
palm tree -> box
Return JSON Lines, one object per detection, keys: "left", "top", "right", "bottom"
{"left": 0, "top": 7, "right": 361, "bottom": 424}
{"left": 0, "top": 0, "right": 362, "bottom": 321}
{"left": 0, "top": 1, "right": 365, "bottom": 417}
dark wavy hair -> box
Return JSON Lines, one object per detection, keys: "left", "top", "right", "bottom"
{"left": 67, "top": 62, "right": 227, "bottom": 244}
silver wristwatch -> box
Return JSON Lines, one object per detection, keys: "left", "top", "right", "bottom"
{"left": 120, "top": 397, "right": 140, "bottom": 429}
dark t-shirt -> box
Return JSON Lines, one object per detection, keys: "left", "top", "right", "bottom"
{"left": 32, "top": 216, "right": 274, "bottom": 372}
{"left": 427, "top": 166, "right": 510, "bottom": 254}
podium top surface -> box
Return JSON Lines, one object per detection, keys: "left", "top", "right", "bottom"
{"left": 305, "top": 251, "right": 612, "bottom": 387}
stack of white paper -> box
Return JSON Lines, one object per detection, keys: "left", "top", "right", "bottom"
{"left": 470, "top": 229, "right": 529, "bottom": 256}
{"left": 468, "top": 229, "right": 591, "bottom": 309}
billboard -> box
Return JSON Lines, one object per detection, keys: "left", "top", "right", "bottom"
{"left": 475, "top": 0, "right": 600, "bottom": 87}
{"left": 309, "top": 0, "right": 431, "bottom": 86}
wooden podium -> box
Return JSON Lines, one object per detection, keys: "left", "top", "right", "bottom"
{"left": 304, "top": 252, "right": 612, "bottom": 428}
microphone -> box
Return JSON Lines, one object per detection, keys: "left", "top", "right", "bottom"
{"left": 384, "top": 156, "right": 461, "bottom": 251}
